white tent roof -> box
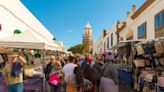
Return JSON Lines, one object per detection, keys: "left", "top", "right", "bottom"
{"left": 0, "top": 30, "right": 61, "bottom": 51}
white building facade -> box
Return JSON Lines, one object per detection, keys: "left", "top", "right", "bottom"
{"left": 93, "top": 0, "right": 164, "bottom": 55}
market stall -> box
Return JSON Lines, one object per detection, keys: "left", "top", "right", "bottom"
{"left": 133, "top": 38, "right": 164, "bottom": 92}
{"left": 0, "top": 30, "right": 62, "bottom": 92}
{"left": 113, "top": 40, "right": 144, "bottom": 87}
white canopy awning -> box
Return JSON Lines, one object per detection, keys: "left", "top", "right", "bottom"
{"left": 109, "top": 39, "right": 146, "bottom": 50}
{"left": 0, "top": 30, "right": 61, "bottom": 51}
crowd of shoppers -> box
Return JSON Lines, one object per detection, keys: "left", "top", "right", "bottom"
{"left": 0, "top": 52, "right": 119, "bottom": 92}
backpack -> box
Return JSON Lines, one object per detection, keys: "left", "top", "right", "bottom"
{"left": 83, "top": 78, "right": 92, "bottom": 91}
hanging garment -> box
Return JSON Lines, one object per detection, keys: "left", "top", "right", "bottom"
{"left": 136, "top": 45, "right": 145, "bottom": 56}
{"left": 126, "top": 42, "right": 132, "bottom": 58}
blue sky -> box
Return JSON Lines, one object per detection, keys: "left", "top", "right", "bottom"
{"left": 21, "top": 0, "right": 144, "bottom": 49}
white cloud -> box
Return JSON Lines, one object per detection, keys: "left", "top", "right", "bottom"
{"left": 67, "top": 30, "right": 73, "bottom": 33}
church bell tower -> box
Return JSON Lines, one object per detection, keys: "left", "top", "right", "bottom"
{"left": 82, "top": 21, "right": 93, "bottom": 53}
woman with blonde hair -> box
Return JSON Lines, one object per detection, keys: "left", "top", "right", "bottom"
{"left": 45, "top": 55, "right": 63, "bottom": 92}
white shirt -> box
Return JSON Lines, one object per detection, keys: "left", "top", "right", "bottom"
{"left": 62, "top": 63, "right": 77, "bottom": 84}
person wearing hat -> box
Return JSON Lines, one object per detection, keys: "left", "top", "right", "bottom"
{"left": 1, "top": 52, "right": 26, "bottom": 92}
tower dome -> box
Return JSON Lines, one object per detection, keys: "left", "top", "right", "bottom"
{"left": 85, "top": 21, "right": 92, "bottom": 29}
{"left": 84, "top": 21, "right": 92, "bottom": 35}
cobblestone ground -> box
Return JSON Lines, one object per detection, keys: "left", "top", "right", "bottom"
{"left": 119, "top": 82, "right": 135, "bottom": 92}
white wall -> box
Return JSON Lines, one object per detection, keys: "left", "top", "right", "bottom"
{"left": 93, "top": 32, "right": 104, "bottom": 54}
{"left": 131, "top": 0, "right": 164, "bottom": 40}
{"left": 93, "top": 22, "right": 118, "bottom": 54}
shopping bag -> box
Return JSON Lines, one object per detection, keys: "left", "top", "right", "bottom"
{"left": 48, "top": 73, "right": 60, "bottom": 86}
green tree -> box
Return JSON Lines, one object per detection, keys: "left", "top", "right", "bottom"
{"left": 68, "top": 44, "right": 86, "bottom": 54}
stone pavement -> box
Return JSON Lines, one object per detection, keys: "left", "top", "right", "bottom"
{"left": 119, "top": 82, "right": 135, "bottom": 92}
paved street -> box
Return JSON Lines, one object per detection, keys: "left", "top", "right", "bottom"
{"left": 119, "top": 82, "right": 134, "bottom": 92}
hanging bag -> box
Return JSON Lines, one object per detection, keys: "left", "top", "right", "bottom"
{"left": 134, "top": 59, "right": 145, "bottom": 67}
{"left": 143, "top": 42, "right": 156, "bottom": 55}
{"left": 154, "top": 41, "right": 164, "bottom": 57}
{"left": 136, "top": 44, "right": 144, "bottom": 56}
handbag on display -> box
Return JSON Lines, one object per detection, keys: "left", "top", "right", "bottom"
{"left": 154, "top": 41, "right": 164, "bottom": 57}
{"left": 48, "top": 73, "right": 60, "bottom": 86}
{"left": 145, "top": 74, "right": 154, "bottom": 82}
{"left": 159, "top": 57, "right": 164, "bottom": 65}
{"left": 145, "top": 59, "right": 151, "bottom": 67}
{"left": 134, "top": 59, "right": 145, "bottom": 67}
{"left": 136, "top": 45, "right": 145, "bottom": 56}
{"left": 144, "top": 42, "right": 156, "bottom": 55}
